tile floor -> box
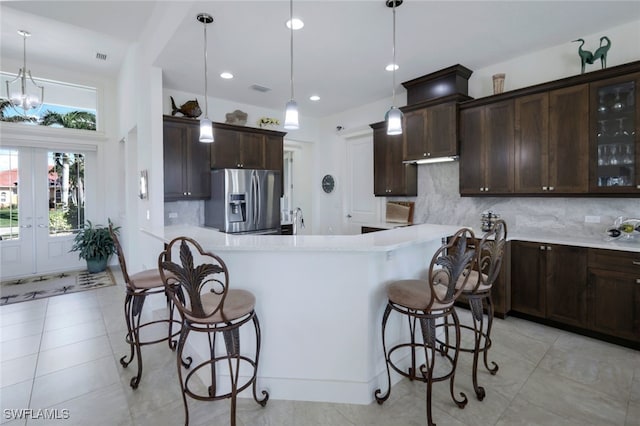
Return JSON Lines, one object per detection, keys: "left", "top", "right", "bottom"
{"left": 1, "top": 268, "right": 639, "bottom": 425}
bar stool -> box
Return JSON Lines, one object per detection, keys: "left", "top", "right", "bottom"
{"left": 448, "top": 219, "right": 507, "bottom": 401}
{"left": 109, "top": 224, "right": 181, "bottom": 389}
{"left": 374, "top": 227, "right": 477, "bottom": 426}
{"left": 159, "top": 237, "right": 268, "bottom": 426}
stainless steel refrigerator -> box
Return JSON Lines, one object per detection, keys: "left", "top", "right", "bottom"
{"left": 204, "top": 169, "right": 281, "bottom": 234}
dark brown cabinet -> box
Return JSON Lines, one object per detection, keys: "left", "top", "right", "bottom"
{"left": 459, "top": 100, "right": 514, "bottom": 195}
{"left": 371, "top": 122, "right": 417, "bottom": 196}
{"left": 210, "top": 123, "right": 285, "bottom": 171}
{"left": 588, "top": 249, "right": 640, "bottom": 342}
{"left": 589, "top": 72, "right": 640, "bottom": 194}
{"left": 514, "top": 85, "right": 589, "bottom": 194}
{"left": 403, "top": 102, "right": 457, "bottom": 162}
{"left": 163, "top": 116, "right": 211, "bottom": 201}
{"left": 511, "top": 241, "right": 588, "bottom": 327}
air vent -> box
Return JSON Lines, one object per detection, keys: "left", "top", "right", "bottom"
{"left": 250, "top": 84, "right": 271, "bottom": 93}
{"left": 96, "top": 52, "right": 107, "bottom": 61}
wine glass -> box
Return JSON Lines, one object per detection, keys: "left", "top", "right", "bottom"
{"left": 597, "top": 92, "right": 608, "bottom": 114}
{"left": 622, "top": 144, "right": 634, "bottom": 165}
{"left": 609, "top": 144, "right": 619, "bottom": 165}
{"left": 614, "top": 118, "right": 630, "bottom": 137}
{"left": 612, "top": 88, "right": 625, "bottom": 112}
{"left": 597, "top": 145, "right": 606, "bottom": 165}
{"left": 597, "top": 120, "right": 608, "bottom": 138}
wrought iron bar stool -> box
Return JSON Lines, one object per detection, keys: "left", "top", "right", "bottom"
{"left": 159, "top": 237, "right": 268, "bottom": 426}
{"left": 442, "top": 219, "right": 507, "bottom": 401}
{"left": 109, "top": 224, "right": 181, "bottom": 389}
{"left": 375, "top": 227, "right": 477, "bottom": 426}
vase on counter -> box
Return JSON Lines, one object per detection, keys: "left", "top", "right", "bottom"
{"left": 493, "top": 73, "right": 505, "bottom": 94}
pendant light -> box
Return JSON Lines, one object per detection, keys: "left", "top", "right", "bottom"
{"left": 385, "top": 0, "right": 403, "bottom": 136}
{"left": 197, "top": 13, "right": 214, "bottom": 143}
{"left": 284, "top": 0, "right": 299, "bottom": 130}
{"left": 5, "top": 30, "right": 44, "bottom": 118}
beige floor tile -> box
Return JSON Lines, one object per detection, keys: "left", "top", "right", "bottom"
{"left": 0, "top": 299, "right": 47, "bottom": 316}
{"left": 30, "top": 356, "right": 119, "bottom": 409}
{"left": 0, "top": 380, "right": 33, "bottom": 423}
{"left": 35, "top": 336, "right": 113, "bottom": 377}
{"left": 496, "top": 394, "right": 590, "bottom": 425}
{"left": 39, "top": 319, "right": 107, "bottom": 351}
{"left": 0, "top": 307, "right": 46, "bottom": 328}
{"left": 0, "top": 354, "right": 37, "bottom": 387}
{"left": 0, "top": 334, "right": 41, "bottom": 362}
{"left": 0, "top": 319, "right": 44, "bottom": 343}
{"left": 47, "top": 383, "right": 133, "bottom": 426}
{"left": 42, "top": 307, "right": 103, "bottom": 332}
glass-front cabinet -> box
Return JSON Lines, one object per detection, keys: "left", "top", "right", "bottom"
{"left": 590, "top": 72, "right": 640, "bottom": 194}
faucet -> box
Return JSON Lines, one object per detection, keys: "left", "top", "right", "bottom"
{"left": 292, "top": 207, "right": 305, "bottom": 235}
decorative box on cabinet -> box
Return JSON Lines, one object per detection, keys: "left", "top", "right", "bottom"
{"left": 589, "top": 72, "right": 640, "bottom": 194}
{"left": 210, "top": 123, "right": 285, "bottom": 171}
{"left": 371, "top": 122, "right": 417, "bottom": 196}
{"left": 459, "top": 100, "right": 515, "bottom": 195}
{"left": 163, "top": 115, "right": 211, "bottom": 201}
{"left": 587, "top": 249, "right": 640, "bottom": 343}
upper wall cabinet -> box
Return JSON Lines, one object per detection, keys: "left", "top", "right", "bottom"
{"left": 514, "top": 85, "right": 589, "bottom": 194}
{"left": 460, "top": 60, "right": 640, "bottom": 197}
{"left": 589, "top": 72, "right": 640, "bottom": 194}
{"left": 459, "top": 100, "right": 514, "bottom": 195}
{"left": 404, "top": 101, "right": 459, "bottom": 162}
{"left": 371, "top": 122, "right": 417, "bottom": 196}
{"left": 210, "top": 123, "right": 285, "bottom": 171}
{"left": 163, "top": 115, "right": 211, "bottom": 201}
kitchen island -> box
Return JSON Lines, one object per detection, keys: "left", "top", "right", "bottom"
{"left": 144, "top": 223, "right": 464, "bottom": 404}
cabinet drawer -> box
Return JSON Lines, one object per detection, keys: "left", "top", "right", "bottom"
{"left": 588, "top": 248, "right": 640, "bottom": 275}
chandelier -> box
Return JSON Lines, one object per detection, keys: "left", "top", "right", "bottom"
{"left": 5, "top": 30, "right": 44, "bottom": 117}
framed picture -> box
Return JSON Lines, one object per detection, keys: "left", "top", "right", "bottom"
{"left": 139, "top": 170, "right": 148, "bottom": 199}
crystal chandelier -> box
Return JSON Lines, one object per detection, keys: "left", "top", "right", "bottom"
{"left": 5, "top": 30, "right": 44, "bottom": 117}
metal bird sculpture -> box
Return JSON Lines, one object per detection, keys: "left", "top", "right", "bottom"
{"left": 573, "top": 38, "right": 594, "bottom": 74}
{"left": 573, "top": 36, "right": 611, "bottom": 74}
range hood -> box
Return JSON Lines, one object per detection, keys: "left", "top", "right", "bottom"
{"left": 404, "top": 156, "right": 459, "bottom": 165}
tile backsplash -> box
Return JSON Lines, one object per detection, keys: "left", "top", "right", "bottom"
{"left": 407, "top": 162, "right": 638, "bottom": 238}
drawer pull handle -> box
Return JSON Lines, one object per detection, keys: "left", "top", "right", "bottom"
{"left": 637, "top": 279, "right": 640, "bottom": 284}
{"left": 633, "top": 261, "right": 640, "bottom": 266}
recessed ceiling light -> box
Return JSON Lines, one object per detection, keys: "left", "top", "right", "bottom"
{"left": 220, "top": 72, "right": 234, "bottom": 79}
{"left": 286, "top": 18, "right": 304, "bottom": 30}
{"left": 385, "top": 63, "right": 399, "bottom": 71}
{"left": 309, "top": 95, "right": 320, "bottom": 101}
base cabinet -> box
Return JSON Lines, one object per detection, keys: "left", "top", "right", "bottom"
{"left": 511, "top": 240, "right": 639, "bottom": 347}
{"left": 588, "top": 249, "right": 640, "bottom": 342}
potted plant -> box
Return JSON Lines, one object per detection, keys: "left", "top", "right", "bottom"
{"left": 70, "top": 219, "right": 119, "bottom": 273}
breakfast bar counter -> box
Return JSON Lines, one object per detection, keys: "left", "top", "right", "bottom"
{"left": 144, "top": 223, "right": 463, "bottom": 404}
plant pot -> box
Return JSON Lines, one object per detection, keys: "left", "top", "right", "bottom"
{"left": 86, "top": 256, "right": 108, "bottom": 273}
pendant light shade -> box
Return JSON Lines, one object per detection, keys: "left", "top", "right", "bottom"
{"left": 197, "top": 13, "right": 214, "bottom": 143}
{"left": 385, "top": 0, "right": 403, "bottom": 136}
{"left": 5, "top": 30, "right": 44, "bottom": 117}
{"left": 385, "top": 106, "right": 403, "bottom": 135}
{"left": 284, "top": 0, "right": 299, "bottom": 130}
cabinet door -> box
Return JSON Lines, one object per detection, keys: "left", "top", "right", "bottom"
{"left": 239, "top": 133, "right": 266, "bottom": 169}
{"left": 511, "top": 241, "right": 546, "bottom": 318}
{"left": 404, "top": 110, "right": 427, "bottom": 161}
{"left": 211, "top": 127, "right": 241, "bottom": 169}
{"left": 515, "top": 92, "right": 549, "bottom": 193}
{"left": 426, "top": 102, "right": 457, "bottom": 158}
{"left": 373, "top": 128, "right": 388, "bottom": 196}
{"left": 484, "top": 100, "right": 514, "bottom": 194}
{"left": 588, "top": 268, "right": 640, "bottom": 341}
{"left": 163, "top": 121, "right": 187, "bottom": 200}
{"left": 589, "top": 72, "right": 640, "bottom": 194}
{"left": 548, "top": 84, "right": 589, "bottom": 193}
{"left": 546, "top": 244, "right": 588, "bottom": 327}
{"left": 373, "top": 127, "right": 416, "bottom": 196}
{"left": 185, "top": 126, "right": 211, "bottom": 199}
{"left": 459, "top": 106, "right": 484, "bottom": 194}
{"left": 264, "top": 135, "right": 284, "bottom": 171}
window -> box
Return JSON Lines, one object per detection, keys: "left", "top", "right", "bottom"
{"left": 48, "top": 152, "right": 85, "bottom": 235}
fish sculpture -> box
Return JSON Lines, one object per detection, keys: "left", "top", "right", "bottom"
{"left": 170, "top": 96, "right": 202, "bottom": 118}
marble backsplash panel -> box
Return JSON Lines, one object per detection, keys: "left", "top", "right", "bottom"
{"left": 164, "top": 200, "right": 204, "bottom": 226}
{"left": 401, "top": 162, "right": 639, "bottom": 238}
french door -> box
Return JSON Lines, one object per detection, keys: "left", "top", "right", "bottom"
{"left": 0, "top": 147, "right": 91, "bottom": 279}
{"left": 345, "top": 133, "right": 379, "bottom": 234}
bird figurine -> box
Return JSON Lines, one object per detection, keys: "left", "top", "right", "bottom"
{"left": 573, "top": 36, "right": 611, "bottom": 74}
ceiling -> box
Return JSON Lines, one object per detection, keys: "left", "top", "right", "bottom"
{"left": 1, "top": 1, "right": 639, "bottom": 118}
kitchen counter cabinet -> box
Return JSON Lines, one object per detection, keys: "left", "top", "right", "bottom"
{"left": 459, "top": 100, "right": 514, "bottom": 195}
{"left": 371, "top": 122, "right": 417, "bottom": 196}
{"left": 163, "top": 116, "right": 211, "bottom": 201}
{"left": 403, "top": 101, "right": 458, "bottom": 162}
{"left": 588, "top": 249, "right": 640, "bottom": 342}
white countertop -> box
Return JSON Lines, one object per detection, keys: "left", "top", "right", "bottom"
{"left": 509, "top": 232, "right": 640, "bottom": 253}
{"left": 144, "top": 223, "right": 463, "bottom": 252}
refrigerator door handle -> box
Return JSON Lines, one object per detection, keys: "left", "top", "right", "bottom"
{"left": 255, "top": 171, "right": 261, "bottom": 226}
